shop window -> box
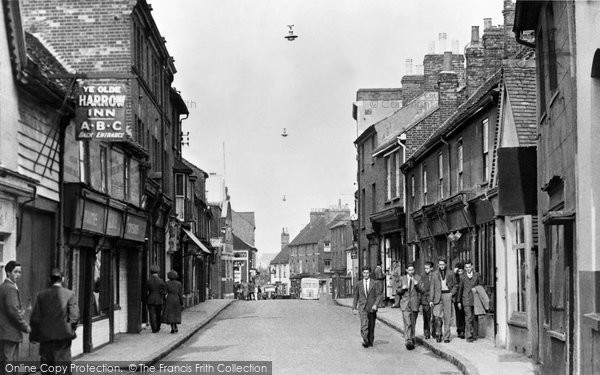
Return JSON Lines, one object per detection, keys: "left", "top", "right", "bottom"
{"left": 395, "top": 152, "right": 401, "bottom": 198}
{"left": 79, "top": 141, "right": 90, "bottom": 184}
{"left": 92, "top": 250, "right": 110, "bottom": 318}
{"left": 482, "top": 119, "right": 489, "bottom": 182}
{"left": 457, "top": 140, "right": 464, "bottom": 191}
{"left": 513, "top": 218, "right": 527, "bottom": 313}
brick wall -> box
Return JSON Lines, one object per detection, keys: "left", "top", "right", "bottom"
{"left": 423, "top": 54, "right": 465, "bottom": 91}
{"left": 401, "top": 75, "right": 425, "bottom": 104}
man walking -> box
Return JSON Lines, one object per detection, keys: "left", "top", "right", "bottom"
{"left": 390, "top": 261, "right": 401, "bottom": 308}
{"left": 453, "top": 263, "right": 465, "bottom": 339}
{"left": 420, "top": 261, "right": 434, "bottom": 339}
{"left": 458, "top": 260, "right": 482, "bottom": 342}
{"left": 429, "top": 258, "right": 456, "bottom": 343}
{"left": 373, "top": 262, "right": 386, "bottom": 308}
{"left": 145, "top": 265, "right": 166, "bottom": 333}
{"left": 398, "top": 263, "right": 421, "bottom": 350}
{"left": 30, "top": 269, "right": 79, "bottom": 373}
{"left": 352, "top": 267, "right": 382, "bottom": 348}
{"left": 0, "top": 261, "right": 30, "bottom": 371}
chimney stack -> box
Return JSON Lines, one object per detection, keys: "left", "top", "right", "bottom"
{"left": 484, "top": 18, "right": 492, "bottom": 30}
{"left": 443, "top": 51, "right": 452, "bottom": 71}
{"left": 405, "top": 59, "right": 413, "bottom": 75}
{"left": 471, "top": 26, "right": 480, "bottom": 45}
{"left": 452, "top": 40, "right": 460, "bottom": 54}
{"left": 438, "top": 32, "right": 447, "bottom": 52}
{"left": 281, "top": 227, "right": 289, "bottom": 250}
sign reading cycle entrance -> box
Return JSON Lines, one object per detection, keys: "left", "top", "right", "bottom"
{"left": 76, "top": 83, "right": 129, "bottom": 140}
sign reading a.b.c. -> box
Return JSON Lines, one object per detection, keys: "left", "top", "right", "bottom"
{"left": 76, "top": 84, "right": 130, "bottom": 141}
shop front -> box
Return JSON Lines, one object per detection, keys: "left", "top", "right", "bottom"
{"left": 64, "top": 183, "right": 146, "bottom": 355}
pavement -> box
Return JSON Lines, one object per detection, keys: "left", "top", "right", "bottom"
{"left": 335, "top": 298, "right": 540, "bottom": 375}
{"left": 73, "top": 299, "right": 233, "bottom": 367}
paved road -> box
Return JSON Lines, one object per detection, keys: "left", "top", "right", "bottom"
{"left": 159, "top": 298, "right": 461, "bottom": 375}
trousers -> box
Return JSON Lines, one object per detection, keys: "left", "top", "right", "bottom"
{"left": 433, "top": 292, "right": 453, "bottom": 339}
{"left": 359, "top": 310, "right": 376, "bottom": 345}
{"left": 148, "top": 304, "right": 163, "bottom": 332}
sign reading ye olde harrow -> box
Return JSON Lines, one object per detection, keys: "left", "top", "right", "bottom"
{"left": 76, "top": 83, "right": 129, "bottom": 140}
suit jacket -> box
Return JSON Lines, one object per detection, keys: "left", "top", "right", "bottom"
{"left": 30, "top": 285, "right": 79, "bottom": 342}
{"left": 146, "top": 275, "right": 166, "bottom": 305}
{"left": 0, "top": 279, "right": 30, "bottom": 342}
{"left": 429, "top": 269, "right": 457, "bottom": 305}
{"left": 420, "top": 272, "right": 432, "bottom": 305}
{"left": 398, "top": 275, "right": 422, "bottom": 312}
{"left": 352, "top": 278, "right": 382, "bottom": 313}
{"left": 391, "top": 266, "right": 402, "bottom": 289}
{"left": 458, "top": 272, "right": 482, "bottom": 306}
{"left": 472, "top": 285, "right": 490, "bottom": 315}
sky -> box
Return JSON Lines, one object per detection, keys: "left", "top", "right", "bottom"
{"left": 149, "top": 0, "right": 504, "bottom": 258}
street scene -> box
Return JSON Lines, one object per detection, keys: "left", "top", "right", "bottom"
{"left": 0, "top": 0, "right": 599, "bottom": 374}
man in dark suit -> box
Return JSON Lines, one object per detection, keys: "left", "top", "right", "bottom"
{"left": 398, "top": 263, "right": 422, "bottom": 350}
{"left": 145, "top": 265, "right": 166, "bottom": 333}
{"left": 429, "top": 258, "right": 457, "bottom": 343}
{"left": 457, "top": 260, "right": 482, "bottom": 342}
{"left": 0, "top": 261, "right": 31, "bottom": 370}
{"left": 420, "top": 261, "right": 434, "bottom": 339}
{"left": 373, "top": 263, "right": 386, "bottom": 308}
{"left": 352, "top": 267, "right": 382, "bottom": 348}
{"left": 30, "top": 269, "right": 79, "bottom": 372}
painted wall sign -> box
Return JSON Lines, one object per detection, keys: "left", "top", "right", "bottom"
{"left": 124, "top": 214, "right": 147, "bottom": 242}
{"left": 76, "top": 84, "right": 130, "bottom": 140}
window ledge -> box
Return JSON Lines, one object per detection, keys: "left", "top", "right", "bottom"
{"left": 508, "top": 313, "right": 528, "bottom": 329}
{"left": 583, "top": 312, "right": 600, "bottom": 331}
{"left": 546, "top": 329, "right": 566, "bottom": 342}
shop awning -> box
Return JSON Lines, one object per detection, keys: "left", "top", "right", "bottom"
{"left": 182, "top": 228, "right": 211, "bottom": 254}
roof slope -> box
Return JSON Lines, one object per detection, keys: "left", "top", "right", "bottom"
{"left": 503, "top": 60, "right": 537, "bottom": 146}
{"left": 271, "top": 246, "right": 290, "bottom": 264}
{"left": 233, "top": 233, "right": 256, "bottom": 251}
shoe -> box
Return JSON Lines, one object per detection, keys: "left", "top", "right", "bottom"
{"left": 391, "top": 305, "right": 399, "bottom": 308}
{"left": 444, "top": 339, "right": 450, "bottom": 343}
{"left": 436, "top": 336, "right": 442, "bottom": 343}
{"left": 362, "top": 343, "right": 368, "bottom": 348}
{"left": 458, "top": 333, "right": 465, "bottom": 339}
{"left": 175, "top": 328, "right": 178, "bottom": 333}
{"left": 466, "top": 337, "right": 475, "bottom": 342}
{"left": 171, "top": 329, "right": 175, "bottom": 334}
{"left": 424, "top": 334, "right": 430, "bottom": 339}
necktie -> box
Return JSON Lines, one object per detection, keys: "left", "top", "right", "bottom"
{"left": 408, "top": 277, "right": 412, "bottom": 291}
{"left": 365, "top": 280, "right": 369, "bottom": 294}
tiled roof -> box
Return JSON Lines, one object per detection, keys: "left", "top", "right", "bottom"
{"left": 407, "top": 69, "right": 503, "bottom": 163}
{"left": 270, "top": 246, "right": 290, "bottom": 264}
{"left": 25, "top": 32, "right": 72, "bottom": 94}
{"left": 503, "top": 60, "right": 537, "bottom": 146}
{"left": 233, "top": 233, "right": 256, "bottom": 251}
{"left": 289, "top": 216, "right": 328, "bottom": 246}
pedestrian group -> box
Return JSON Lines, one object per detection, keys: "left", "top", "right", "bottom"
{"left": 352, "top": 257, "right": 489, "bottom": 350}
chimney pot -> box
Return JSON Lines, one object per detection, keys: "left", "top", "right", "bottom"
{"left": 484, "top": 18, "right": 492, "bottom": 30}
{"left": 438, "top": 32, "right": 448, "bottom": 53}
{"left": 471, "top": 26, "right": 480, "bottom": 44}
{"left": 452, "top": 40, "right": 460, "bottom": 54}
{"left": 428, "top": 41, "right": 436, "bottom": 54}
{"left": 443, "top": 51, "right": 452, "bottom": 71}
{"left": 405, "top": 58, "right": 413, "bottom": 75}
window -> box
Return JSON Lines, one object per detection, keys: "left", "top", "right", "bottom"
{"left": 371, "top": 183, "right": 376, "bottom": 212}
{"left": 395, "top": 152, "right": 401, "bottom": 198}
{"left": 324, "top": 241, "right": 331, "bottom": 252}
{"left": 124, "top": 155, "right": 130, "bottom": 200}
{"left": 482, "top": 119, "right": 489, "bottom": 182}
{"left": 78, "top": 141, "right": 89, "bottom": 184}
{"left": 360, "top": 145, "right": 365, "bottom": 171}
{"left": 92, "top": 250, "right": 109, "bottom": 318}
{"left": 386, "top": 156, "right": 392, "bottom": 200}
{"left": 457, "top": 140, "right": 464, "bottom": 191}
{"left": 324, "top": 260, "right": 331, "bottom": 272}
{"left": 361, "top": 189, "right": 366, "bottom": 227}
{"left": 438, "top": 152, "right": 444, "bottom": 199}
{"left": 544, "top": 223, "right": 572, "bottom": 333}
{"left": 546, "top": 4, "right": 557, "bottom": 92}
{"left": 0, "top": 235, "right": 4, "bottom": 271}
{"left": 513, "top": 218, "right": 526, "bottom": 313}
{"left": 99, "top": 146, "right": 108, "bottom": 193}
{"left": 175, "top": 174, "right": 185, "bottom": 196}
{"left": 411, "top": 175, "right": 415, "bottom": 199}
{"left": 422, "top": 165, "right": 427, "bottom": 205}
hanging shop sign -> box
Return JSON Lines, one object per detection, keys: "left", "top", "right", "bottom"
{"left": 76, "top": 83, "right": 129, "bottom": 140}
{"left": 124, "top": 213, "right": 147, "bottom": 242}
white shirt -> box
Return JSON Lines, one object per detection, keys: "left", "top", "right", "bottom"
{"left": 364, "top": 279, "right": 369, "bottom": 294}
